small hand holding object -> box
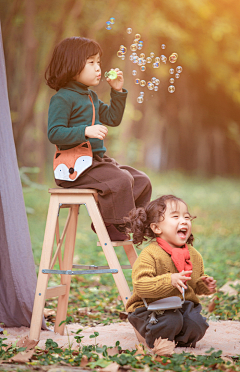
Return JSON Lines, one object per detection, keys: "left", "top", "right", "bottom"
{"left": 171, "top": 270, "right": 192, "bottom": 294}
{"left": 105, "top": 68, "right": 124, "bottom": 92}
{"left": 85, "top": 124, "right": 108, "bottom": 140}
{"left": 200, "top": 276, "right": 216, "bottom": 294}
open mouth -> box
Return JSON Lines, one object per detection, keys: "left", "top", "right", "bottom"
{"left": 177, "top": 228, "right": 188, "bottom": 239}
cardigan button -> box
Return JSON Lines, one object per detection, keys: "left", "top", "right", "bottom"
{"left": 69, "top": 167, "right": 74, "bottom": 174}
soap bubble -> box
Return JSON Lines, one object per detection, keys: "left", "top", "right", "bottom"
{"left": 135, "top": 33, "right": 141, "bottom": 40}
{"left": 155, "top": 79, "right": 160, "bottom": 85}
{"left": 141, "top": 66, "right": 146, "bottom": 71}
{"left": 154, "top": 62, "right": 160, "bottom": 68}
{"left": 137, "top": 96, "right": 144, "bottom": 103}
{"left": 106, "top": 21, "right": 111, "bottom": 30}
{"left": 104, "top": 72, "right": 108, "bottom": 78}
{"left": 140, "top": 80, "right": 146, "bottom": 87}
{"left": 168, "top": 85, "right": 175, "bottom": 93}
{"left": 161, "top": 44, "right": 166, "bottom": 49}
{"left": 154, "top": 86, "right": 158, "bottom": 91}
{"left": 133, "top": 56, "right": 138, "bottom": 63}
{"left": 117, "top": 51, "right": 122, "bottom": 57}
{"left": 140, "top": 53, "right": 145, "bottom": 58}
{"left": 175, "top": 73, "right": 180, "bottom": 79}
{"left": 142, "top": 59, "right": 146, "bottom": 65}
{"left": 160, "top": 55, "right": 167, "bottom": 63}
{"left": 170, "top": 78, "right": 174, "bottom": 84}
{"left": 147, "top": 81, "right": 154, "bottom": 90}
{"left": 121, "top": 55, "right": 125, "bottom": 60}
{"left": 152, "top": 77, "right": 156, "bottom": 83}
{"left": 176, "top": 66, "right": 183, "bottom": 73}
{"left": 137, "top": 58, "right": 143, "bottom": 66}
{"left": 130, "top": 44, "right": 137, "bottom": 52}
{"left": 169, "top": 53, "right": 178, "bottom": 63}
{"left": 132, "top": 70, "right": 137, "bottom": 76}
{"left": 140, "top": 92, "right": 145, "bottom": 96}
{"left": 137, "top": 44, "right": 143, "bottom": 50}
{"left": 150, "top": 52, "right": 155, "bottom": 58}
{"left": 139, "top": 40, "right": 143, "bottom": 45}
{"left": 127, "top": 28, "right": 132, "bottom": 34}
{"left": 155, "top": 57, "right": 160, "bottom": 63}
{"left": 146, "top": 57, "right": 152, "bottom": 63}
{"left": 110, "top": 17, "right": 115, "bottom": 24}
{"left": 135, "top": 78, "right": 140, "bottom": 84}
{"left": 129, "top": 55, "right": 134, "bottom": 61}
{"left": 169, "top": 68, "right": 174, "bottom": 74}
{"left": 120, "top": 45, "right": 127, "bottom": 54}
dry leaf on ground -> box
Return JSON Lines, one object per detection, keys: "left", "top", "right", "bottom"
{"left": 43, "top": 308, "right": 56, "bottom": 317}
{"left": 10, "top": 349, "right": 34, "bottom": 363}
{"left": 150, "top": 337, "right": 175, "bottom": 356}
{"left": 100, "top": 361, "right": 119, "bottom": 372}
{"left": 16, "top": 335, "right": 38, "bottom": 351}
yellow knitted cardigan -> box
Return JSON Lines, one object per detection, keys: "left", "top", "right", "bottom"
{"left": 126, "top": 241, "right": 211, "bottom": 313}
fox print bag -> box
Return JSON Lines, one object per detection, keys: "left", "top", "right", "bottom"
{"left": 53, "top": 95, "right": 95, "bottom": 182}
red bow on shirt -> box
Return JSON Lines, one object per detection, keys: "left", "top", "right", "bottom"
{"left": 156, "top": 237, "right": 192, "bottom": 276}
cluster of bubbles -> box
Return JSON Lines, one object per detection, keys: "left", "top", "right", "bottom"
{"left": 135, "top": 77, "right": 160, "bottom": 103}
{"left": 106, "top": 21, "right": 184, "bottom": 102}
{"left": 168, "top": 65, "right": 183, "bottom": 93}
{"left": 116, "top": 45, "right": 127, "bottom": 60}
{"left": 106, "top": 17, "right": 115, "bottom": 30}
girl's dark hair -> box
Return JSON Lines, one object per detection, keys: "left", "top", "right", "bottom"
{"left": 45, "top": 37, "right": 102, "bottom": 91}
{"left": 124, "top": 195, "right": 195, "bottom": 247}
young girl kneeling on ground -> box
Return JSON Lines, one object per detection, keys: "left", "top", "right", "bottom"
{"left": 125, "top": 195, "right": 216, "bottom": 348}
{"left": 45, "top": 37, "right": 152, "bottom": 240}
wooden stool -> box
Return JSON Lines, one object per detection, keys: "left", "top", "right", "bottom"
{"left": 29, "top": 188, "right": 138, "bottom": 340}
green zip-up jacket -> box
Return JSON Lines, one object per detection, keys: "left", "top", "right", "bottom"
{"left": 48, "top": 80, "right": 128, "bottom": 157}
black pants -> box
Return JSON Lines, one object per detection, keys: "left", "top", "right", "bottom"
{"left": 128, "top": 301, "right": 208, "bottom": 349}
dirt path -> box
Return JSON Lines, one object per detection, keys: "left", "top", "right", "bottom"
{"left": 1, "top": 320, "right": 240, "bottom": 356}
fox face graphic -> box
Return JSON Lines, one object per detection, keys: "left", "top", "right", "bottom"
{"left": 53, "top": 142, "right": 93, "bottom": 181}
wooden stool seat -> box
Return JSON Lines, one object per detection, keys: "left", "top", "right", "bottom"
{"left": 29, "top": 188, "right": 138, "bottom": 340}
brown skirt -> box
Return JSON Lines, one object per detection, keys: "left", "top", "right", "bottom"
{"left": 55, "top": 154, "right": 152, "bottom": 224}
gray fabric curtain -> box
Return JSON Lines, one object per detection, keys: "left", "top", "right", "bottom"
{"left": 0, "top": 24, "right": 46, "bottom": 329}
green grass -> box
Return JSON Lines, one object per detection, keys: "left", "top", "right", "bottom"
{"left": 24, "top": 170, "right": 240, "bottom": 288}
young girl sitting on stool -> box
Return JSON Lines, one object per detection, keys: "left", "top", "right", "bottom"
{"left": 125, "top": 195, "right": 216, "bottom": 348}
{"left": 45, "top": 37, "right": 152, "bottom": 240}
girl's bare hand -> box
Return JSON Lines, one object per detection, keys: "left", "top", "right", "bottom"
{"left": 85, "top": 125, "right": 108, "bottom": 140}
{"left": 171, "top": 270, "right": 192, "bottom": 294}
{"left": 106, "top": 68, "right": 124, "bottom": 92}
{"left": 200, "top": 276, "right": 216, "bottom": 294}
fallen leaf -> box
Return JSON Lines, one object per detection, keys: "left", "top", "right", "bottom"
{"left": 80, "top": 354, "right": 89, "bottom": 367}
{"left": 11, "top": 349, "right": 34, "bottom": 363}
{"left": 134, "top": 343, "right": 145, "bottom": 356}
{"left": 16, "top": 336, "right": 38, "bottom": 351}
{"left": 43, "top": 308, "right": 56, "bottom": 317}
{"left": 150, "top": 337, "right": 175, "bottom": 356}
{"left": 100, "top": 361, "right": 119, "bottom": 372}
{"left": 219, "top": 280, "right": 240, "bottom": 296}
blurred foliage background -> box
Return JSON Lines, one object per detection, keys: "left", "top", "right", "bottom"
{"left": 1, "top": 0, "right": 240, "bottom": 178}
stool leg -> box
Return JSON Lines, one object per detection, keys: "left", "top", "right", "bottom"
{"left": 123, "top": 243, "right": 138, "bottom": 268}
{"left": 54, "top": 204, "right": 79, "bottom": 335}
{"left": 85, "top": 195, "right": 131, "bottom": 307}
{"left": 29, "top": 195, "right": 60, "bottom": 340}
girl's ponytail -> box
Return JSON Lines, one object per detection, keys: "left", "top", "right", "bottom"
{"left": 124, "top": 207, "right": 155, "bottom": 246}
